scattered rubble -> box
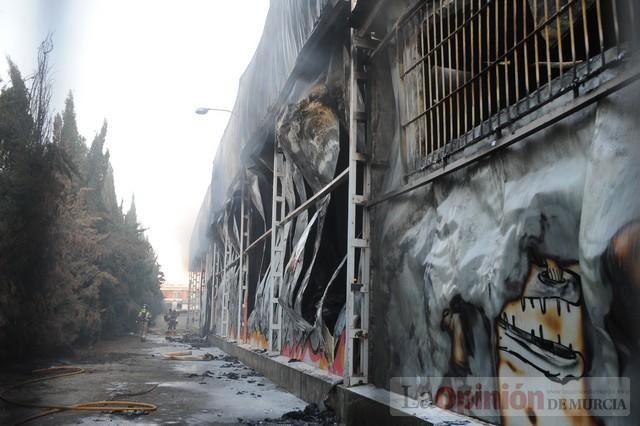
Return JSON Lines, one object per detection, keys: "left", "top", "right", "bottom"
{"left": 221, "top": 355, "right": 240, "bottom": 363}
{"left": 164, "top": 333, "right": 209, "bottom": 347}
{"left": 222, "top": 372, "right": 240, "bottom": 380}
{"left": 281, "top": 404, "right": 337, "bottom": 424}
{"left": 243, "top": 403, "right": 338, "bottom": 426}
{"left": 0, "top": 334, "right": 309, "bottom": 425}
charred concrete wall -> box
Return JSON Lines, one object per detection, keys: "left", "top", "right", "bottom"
{"left": 371, "top": 84, "right": 640, "bottom": 424}
{"left": 366, "top": 3, "right": 640, "bottom": 423}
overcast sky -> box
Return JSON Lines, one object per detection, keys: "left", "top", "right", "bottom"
{"left": 0, "top": 0, "right": 269, "bottom": 285}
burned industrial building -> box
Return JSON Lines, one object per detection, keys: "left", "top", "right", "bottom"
{"left": 188, "top": 0, "right": 640, "bottom": 424}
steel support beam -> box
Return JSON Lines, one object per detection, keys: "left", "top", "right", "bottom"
{"left": 237, "top": 171, "right": 251, "bottom": 342}
{"left": 345, "top": 14, "right": 372, "bottom": 386}
{"left": 221, "top": 220, "right": 232, "bottom": 338}
{"left": 198, "top": 258, "right": 205, "bottom": 331}
{"left": 186, "top": 272, "right": 193, "bottom": 330}
{"left": 186, "top": 268, "right": 202, "bottom": 331}
{"left": 268, "top": 142, "right": 286, "bottom": 353}
{"left": 227, "top": 167, "right": 349, "bottom": 266}
{"left": 278, "top": 168, "right": 349, "bottom": 229}
{"left": 209, "top": 243, "right": 218, "bottom": 335}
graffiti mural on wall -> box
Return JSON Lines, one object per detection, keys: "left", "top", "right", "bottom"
{"left": 285, "top": 258, "right": 347, "bottom": 376}
{"left": 602, "top": 220, "right": 640, "bottom": 426}
{"left": 248, "top": 232, "right": 347, "bottom": 375}
{"left": 436, "top": 256, "right": 600, "bottom": 424}
{"left": 440, "top": 295, "right": 492, "bottom": 378}
{"left": 497, "top": 257, "right": 587, "bottom": 384}
{"left": 367, "top": 35, "right": 640, "bottom": 423}
{"left": 281, "top": 308, "right": 346, "bottom": 376}
{"left": 433, "top": 229, "right": 640, "bottom": 425}
{"left": 279, "top": 239, "right": 347, "bottom": 376}
{"left": 496, "top": 256, "right": 594, "bottom": 424}
{"left": 603, "top": 220, "right": 640, "bottom": 361}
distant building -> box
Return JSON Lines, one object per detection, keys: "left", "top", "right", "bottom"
{"left": 160, "top": 284, "right": 188, "bottom": 311}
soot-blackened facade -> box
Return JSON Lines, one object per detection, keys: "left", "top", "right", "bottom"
{"left": 190, "top": 1, "right": 640, "bottom": 424}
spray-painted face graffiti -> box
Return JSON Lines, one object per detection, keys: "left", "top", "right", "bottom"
{"left": 497, "top": 257, "right": 596, "bottom": 425}
{"left": 441, "top": 295, "right": 478, "bottom": 377}
{"left": 436, "top": 295, "right": 496, "bottom": 416}
{"left": 498, "top": 259, "right": 585, "bottom": 384}
{"left": 607, "top": 220, "right": 640, "bottom": 292}
{"left": 604, "top": 220, "right": 640, "bottom": 365}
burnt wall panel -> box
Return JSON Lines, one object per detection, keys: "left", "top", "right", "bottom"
{"left": 369, "top": 22, "right": 640, "bottom": 423}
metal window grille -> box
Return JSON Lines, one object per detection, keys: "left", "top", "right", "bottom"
{"left": 399, "top": 0, "right": 636, "bottom": 174}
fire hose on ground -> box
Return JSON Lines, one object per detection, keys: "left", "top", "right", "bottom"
{"left": 0, "top": 366, "right": 158, "bottom": 425}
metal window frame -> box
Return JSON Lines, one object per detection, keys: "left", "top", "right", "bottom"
{"left": 397, "top": 0, "right": 633, "bottom": 174}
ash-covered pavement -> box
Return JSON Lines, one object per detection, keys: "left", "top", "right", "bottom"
{"left": 0, "top": 327, "right": 336, "bottom": 425}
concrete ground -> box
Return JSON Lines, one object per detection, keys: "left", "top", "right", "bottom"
{"left": 0, "top": 319, "right": 309, "bottom": 425}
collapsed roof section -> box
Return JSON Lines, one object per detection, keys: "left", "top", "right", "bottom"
{"left": 189, "top": 0, "right": 342, "bottom": 269}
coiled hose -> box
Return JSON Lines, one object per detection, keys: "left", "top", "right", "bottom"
{"left": 0, "top": 366, "right": 157, "bottom": 425}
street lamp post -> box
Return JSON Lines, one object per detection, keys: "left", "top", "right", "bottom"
{"left": 195, "top": 107, "right": 233, "bottom": 115}
{"left": 193, "top": 105, "right": 232, "bottom": 337}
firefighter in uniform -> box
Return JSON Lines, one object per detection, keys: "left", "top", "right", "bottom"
{"left": 137, "top": 304, "right": 151, "bottom": 341}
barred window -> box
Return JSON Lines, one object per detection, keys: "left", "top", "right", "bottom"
{"left": 399, "top": 0, "right": 635, "bottom": 174}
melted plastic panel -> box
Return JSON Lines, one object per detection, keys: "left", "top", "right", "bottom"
{"left": 243, "top": 79, "right": 347, "bottom": 372}
{"left": 277, "top": 87, "right": 341, "bottom": 193}
{"left": 247, "top": 170, "right": 271, "bottom": 318}
{"left": 370, "top": 32, "right": 640, "bottom": 423}
{"left": 230, "top": 35, "right": 349, "bottom": 368}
